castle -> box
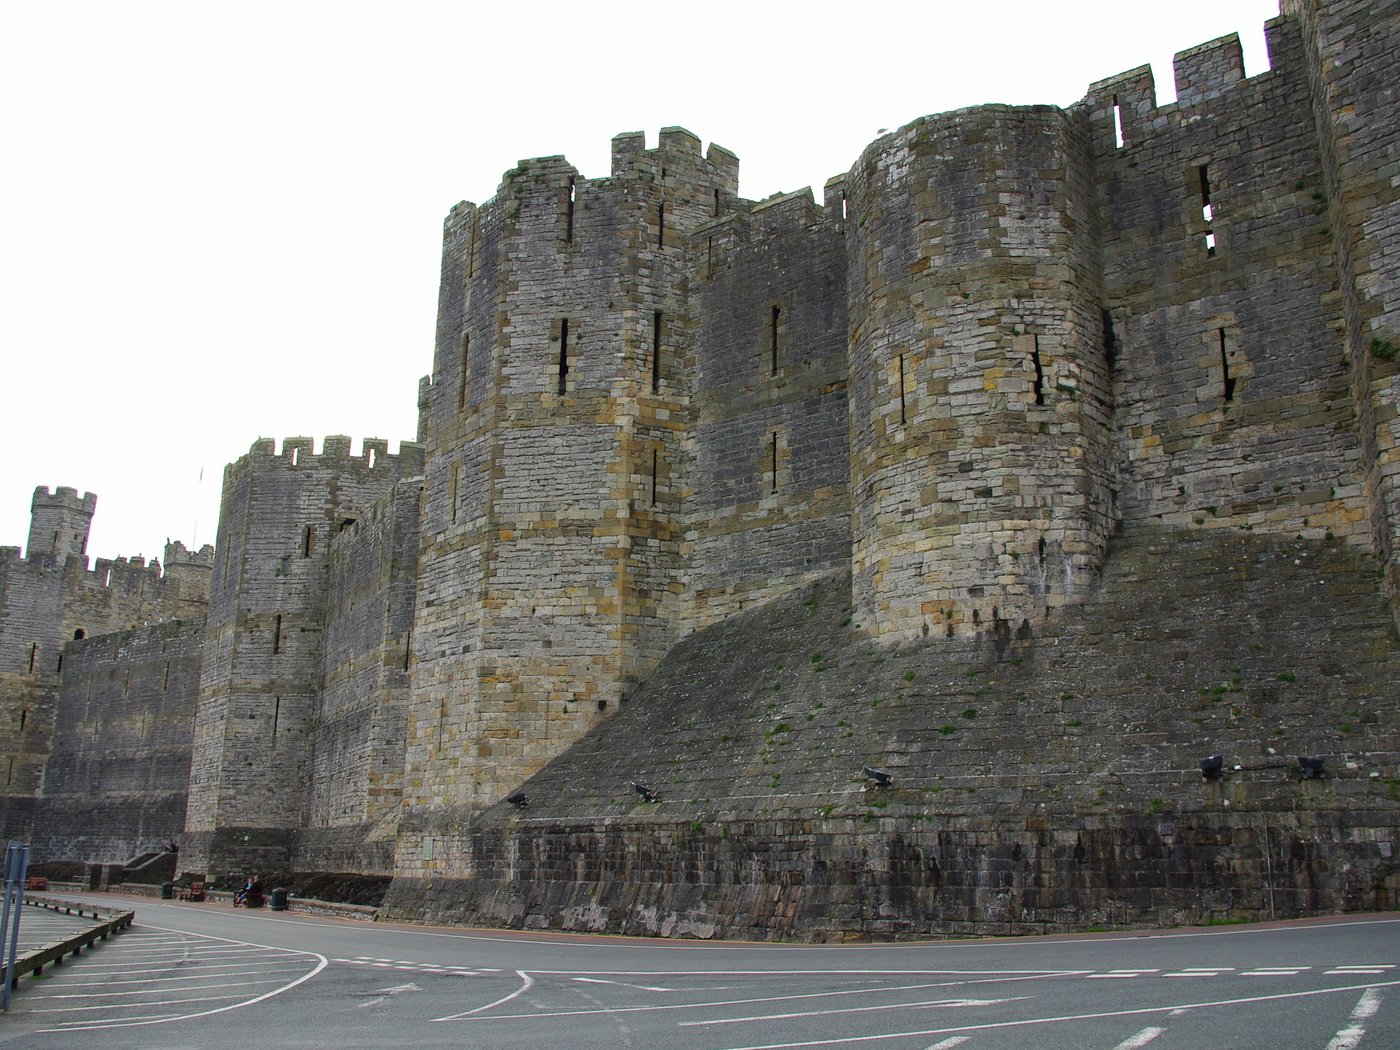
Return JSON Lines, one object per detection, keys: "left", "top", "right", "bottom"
{"left": 2, "top": 0, "right": 1397, "bottom": 934}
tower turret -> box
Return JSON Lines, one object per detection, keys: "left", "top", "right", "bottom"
{"left": 27, "top": 486, "right": 96, "bottom": 561}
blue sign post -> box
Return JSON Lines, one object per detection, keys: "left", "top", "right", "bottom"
{"left": 1, "top": 841, "right": 30, "bottom": 1011}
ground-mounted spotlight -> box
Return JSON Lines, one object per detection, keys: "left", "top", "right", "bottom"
{"left": 862, "top": 766, "right": 894, "bottom": 788}
{"left": 631, "top": 781, "right": 659, "bottom": 803}
{"left": 506, "top": 791, "right": 528, "bottom": 808}
{"left": 1200, "top": 754, "right": 1224, "bottom": 780}
{"left": 1298, "top": 755, "right": 1325, "bottom": 779}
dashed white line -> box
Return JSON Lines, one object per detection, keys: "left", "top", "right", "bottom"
{"left": 1089, "top": 970, "right": 1159, "bottom": 979}
{"left": 679, "top": 996, "right": 1027, "bottom": 1028}
{"left": 705, "top": 979, "right": 1400, "bottom": 1050}
{"left": 1325, "top": 988, "right": 1383, "bottom": 1050}
{"left": 1113, "top": 1027, "right": 1165, "bottom": 1049}
{"left": 922, "top": 1039, "right": 969, "bottom": 1049}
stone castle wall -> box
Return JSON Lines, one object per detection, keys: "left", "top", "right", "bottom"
{"left": 30, "top": 619, "right": 205, "bottom": 864}
{"left": 688, "top": 189, "right": 851, "bottom": 630}
{"left": 1087, "top": 19, "right": 1370, "bottom": 546}
{"left": 0, "top": 486, "right": 211, "bottom": 843}
{"left": 183, "top": 436, "right": 423, "bottom": 876}
{"left": 295, "top": 477, "right": 421, "bottom": 875}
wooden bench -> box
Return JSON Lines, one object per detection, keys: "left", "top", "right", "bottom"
{"left": 178, "top": 881, "right": 205, "bottom": 902}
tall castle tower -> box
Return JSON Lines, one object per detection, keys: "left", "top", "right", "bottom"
{"left": 26, "top": 486, "right": 96, "bottom": 561}
{"left": 182, "top": 436, "right": 423, "bottom": 875}
{"left": 845, "top": 108, "right": 1115, "bottom": 643}
{"left": 401, "top": 130, "right": 740, "bottom": 867}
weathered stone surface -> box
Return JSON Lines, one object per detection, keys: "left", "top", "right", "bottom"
{"left": 5, "top": 1, "right": 1399, "bottom": 939}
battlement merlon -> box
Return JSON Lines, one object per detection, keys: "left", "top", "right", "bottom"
{"left": 610, "top": 127, "right": 740, "bottom": 196}
{"left": 1174, "top": 33, "right": 1246, "bottom": 110}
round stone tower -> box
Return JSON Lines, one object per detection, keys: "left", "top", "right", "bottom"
{"left": 844, "top": 106, "right": 1116, "bottom": 644}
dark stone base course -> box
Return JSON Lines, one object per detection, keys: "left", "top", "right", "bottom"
{"left": 383, "top": 811, "right": 1400, "bottom": 940}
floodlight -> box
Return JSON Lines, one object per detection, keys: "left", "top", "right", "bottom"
{"left": 863, "top": 766, "right": 894, "bottom": 787}
{"left": 1298, "top": 756, "right": 1325, "bottom": 779}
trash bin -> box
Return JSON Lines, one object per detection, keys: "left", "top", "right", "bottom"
{"left": 269, "top": 887, "right": 288, "bottom": 912}
{"left": 160, "top": 881, "right": 174, "bottom": 900}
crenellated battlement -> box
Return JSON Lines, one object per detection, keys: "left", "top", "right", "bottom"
{"left": 1080, "top": 16, "right": 1292, "bottom": 154}
{"left": 237, "top": 435, "right": 426, "bottom": 476}
{"left": 30, "top": 486, "right": 97, "bottom": 514}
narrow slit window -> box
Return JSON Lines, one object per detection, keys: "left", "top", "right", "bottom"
{"left": 1199, "top": 164, "right": 1216, "bottom": 256}
{"left": 6, "top": 758, "right": 12, "bottom": 786}
{"left": 841, "top": 193, "right": 848, "bottom": 221}
{"left": 272, "top": 696, "right": 281, "bottom": 737}
{"left": 1219, "top": 328, "right": 1236, "bottom": 401}
{"left": 163, "top": 661, "right": 170, "bottom": 690}
{"left": 706, "top": 236, "right": 714, "bottom": 277}
{"left": 652, "top": 311, "right": 663, "bottom": 392}
{"left": 449, "top": 466, "right": 459, "bottom": 525}
{"left": 272, "top": 613, "right": 282, "bottom": 655}
{"left": 1102, "top": 308, "right": 1117, "bottom": 369}
{"left": 557, "top": 318, "right": 570, "bottom": 394}
{"left": 713, "top": 187, "right": 721, "bottom": 216}
{"left": 27, "top": 643, "right": 36, "bottom": 674}
{"left": 897, "top": 354, "right": 907, "bottom": 424}
{"left": 770, "top": 433, "right": 779, "bottom": 493}
{"left": 1112, "top": 95, "right": 1125, "bottom": 149}
{"left": 565, "top": 176, "right": 576, "bottom": 244}
{"left": 457, "top": 334, "right": 470, "bottom": 411}
{"left": 1030, "top": 335, "right": 1045, "bottom": 406}
{"left": 302, "top": 524, "right": 313, "bottom": 558}
{"left": 657, "top": 200, "right": 665, "bottom": 247}
{"left": 651, "top": 449, "right": 659, "bottom": 505}
{"left": 404, "top": 626, "right": 412, "bottom": 671}
{"left": 56, "top": 653, "right": 62, "bottom": 673}
{"left": 770, "top": 306, "right": 781, "bottom": 376}
{"left": 19, "top": 709, "right": 27, "bottom": 732}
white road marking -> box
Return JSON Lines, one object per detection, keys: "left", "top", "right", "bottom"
{"left": 572, "top": 976, "right": 676, "bottom": 992}
{"left": 1089, "top": 970, "right": 1159, "bottom": 979}
{"left": 434, "top": 969, "right": 534, "bottom": 1020}
{"left": 38, "top": 971, "right": 309, "bottom": 998}
{"left": 357, "top": 982, "right": 422, "bottom": 1008}
{"left": 32, "top": 922, "right": 327, "bottom": 1034}
{"left": 680, "top": 996, "right": 1027, "bottom": 1027}
{"left": 923, "top": 1040, "right": 970, "bottom": 1049}
{"left": 436, "top": 971, "right": 1079, "bottom": 1023}
{"left": 1328, "top": 965, "right": 1394, "bottom": 975}
{"left": 1163, "top": 968, "right": 1233, "bottom": 977}
{"left": 706, "top": 978, "right": 1400, "bottom": 1050}
{"left": 1112, "top": 1027, "right": 1165, "bottom": 1049}
{"left": 1325, "top": 988, "right": 1383, "bottom": 1050}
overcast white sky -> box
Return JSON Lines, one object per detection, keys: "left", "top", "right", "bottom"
{"left": 2, "top": 0, "right": 1280, "bottom": 563}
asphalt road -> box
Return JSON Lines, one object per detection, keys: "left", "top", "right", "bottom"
{"left": 2, "top": 894, "right": 1396, "bottom": 1049}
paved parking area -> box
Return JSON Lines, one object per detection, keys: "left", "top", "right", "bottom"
{"left": 5, "top": 920, "right": 325, "bottom": 1034}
